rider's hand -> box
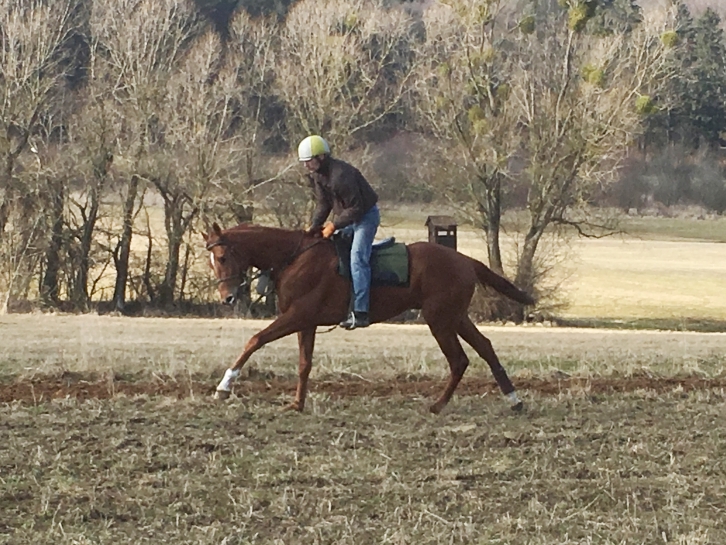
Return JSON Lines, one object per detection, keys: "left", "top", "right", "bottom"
{"left": 322, "top": 222, "right": 336, "bottom": 239}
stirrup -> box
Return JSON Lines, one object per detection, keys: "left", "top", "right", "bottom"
{"left": 340, "top": 311, "right": 370, "bottom": 330}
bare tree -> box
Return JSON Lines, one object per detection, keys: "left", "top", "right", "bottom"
{"left": 145, "top": 27, "right": 241, "bottom": 305}
{"left": 413, "top": 0, "right": 674, "bottom": 315}
{"left": 89, "top": 0, "right": 201, "bottom": 309}
{"left": 509, "top": 4, "right": 675, "bottom": 292}
{"left": 413, "top": 0, "right": 522, "bottom": 274}
{"left": 275, "top": 0, "right": 416, "bottom": 152}
{"left": 51, "top": 89, "right": 116, "bottom": 309}
{"left": 207, "top": 10, "right": 281, "bottom": 227}
{"left": 0, "top": 0, "right": 81, "bottom": 309}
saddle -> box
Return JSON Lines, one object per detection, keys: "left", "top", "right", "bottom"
{"left": 332, "top": 232, "right": 409, "bottom": 287}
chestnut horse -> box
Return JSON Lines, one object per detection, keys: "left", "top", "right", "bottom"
{"left": 203, "top": 222, "right": 534, "bottom": 413}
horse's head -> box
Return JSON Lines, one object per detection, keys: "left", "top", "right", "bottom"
{"left": 203, "top": 222, "right": 249, "bottom": 305}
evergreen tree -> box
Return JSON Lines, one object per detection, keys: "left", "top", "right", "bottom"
{"left": 642, "top": 1, "right": 693, "bottom": 149}
{"left": 586, "top": 0, "right": 642, "bottom": 35}
{"left": 688, "top": 8, "right": 726, "bottom": 146}
{"left": 646, "top": 3, "right": 726, "bottom": 149}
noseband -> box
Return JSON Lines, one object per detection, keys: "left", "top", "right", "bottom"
{"left": 205, "top": 240, "right": 246, "bottom": 287}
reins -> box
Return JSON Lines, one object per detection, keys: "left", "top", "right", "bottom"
{"left": 206, "top": 232, "right": 329, "bottom": 301}
{"left": 269, "top": 236, "right": 339, "bottom": 333}
{"left": 206, "top": 233, "right": 339, "bottom": 330}
{"left": 204, "top": 239, "right": 247, "bottom": 287}
{"left": 281, "top": 236, "right": 327, "bottom": 271}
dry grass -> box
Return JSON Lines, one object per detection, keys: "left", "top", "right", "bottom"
{"left": 559, "top": 238, "right": 726, "bottom": 322}
{"left": 1, "top": 314, "right": 725, "bottom": 381}
{"left": 1, "top": 316, "right": 726, "bottom": 543}
{"left": 1, "top": 390, "right": 725, "bottom": 544}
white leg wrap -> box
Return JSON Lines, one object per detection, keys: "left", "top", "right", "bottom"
{"left": 507, "top": 391, "right": 521, "bottom": 405}
{"left": 217, "top": 368, "right": 240, "bottom": 391}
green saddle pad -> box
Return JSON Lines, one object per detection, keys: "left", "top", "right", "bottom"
{"left": 371, "top": 242, "right": 409, "bottom": 287}
{"left": 333, "top": 235, "right": 409, "bottom": 287}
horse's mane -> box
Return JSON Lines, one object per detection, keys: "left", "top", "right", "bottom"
{"left": 224, "top": 223, "right": 303, "bottom": 236}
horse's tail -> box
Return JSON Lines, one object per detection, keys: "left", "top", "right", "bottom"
{"left": 471, "top": 258, "right": 535, "bottom": 305}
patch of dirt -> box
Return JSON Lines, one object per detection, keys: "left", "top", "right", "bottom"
{"left": 1, "top": 372, "right": 723, "bottom": 404}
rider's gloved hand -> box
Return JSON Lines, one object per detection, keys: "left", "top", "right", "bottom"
{"left": 322, "top": 222, "right": 336, "bottom": 239}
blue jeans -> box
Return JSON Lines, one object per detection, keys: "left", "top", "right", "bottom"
{"left": 339, "top": 205, "right": 380, "bottom": 313}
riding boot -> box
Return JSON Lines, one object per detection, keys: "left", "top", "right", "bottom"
{"left": 340, "top": 311, "right": 370, "bottom": 330}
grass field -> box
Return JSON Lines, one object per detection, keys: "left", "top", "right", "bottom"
{"left": 560, "top": 237, "right": 726, "bottom": 323}
{"left": 2, "top": 314, "right": 726, "bottom": 379}
{"left": 3, "top": 390, "right": 725, "bottom": 544}
{"left": 1, "top": 315, "right": 726, "bottom": 544}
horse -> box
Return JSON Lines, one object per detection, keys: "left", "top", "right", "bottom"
{"left": 203, "top": 222, "right": 534, "bottom": 414}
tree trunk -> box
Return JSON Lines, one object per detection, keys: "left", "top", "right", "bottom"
{"left": 0, "top": 200, "right": 9, "bottom": 244}
{"left": 41, "top": 182, "right": 65, "bottom": 306}
{"left": 484, "top": 176, "right": 503, "bottom": 274}
{"left": 160, "top": 234, "right": 182, "bottom": 306}
{"left": 471, "top": 172, "right": 513, "bottom": 321}
{"left": 0, "top": 156, "right": 15, "bottom": 245}
{"left": 178, "top": 240, "right": 192, "bottom": 302}
{"left": 72, "top": 188, "right": 100, "bottom": 310}
{"left": 515, "top": 226, "right": 544, "bottom": 293}
{"left": 484, "top": 185, "right": 524, "bottom": 321}
{"left": 159, "top": 188, "right": 199, "bottom": 307}
{"left": 159, "top": 196, "right": 185, "bottom": 306}
{"left": 142, "top": 226, "right": 155, "bottom": 302}
{"left": 112, "top": 175, "right": 139, "bottom": 312}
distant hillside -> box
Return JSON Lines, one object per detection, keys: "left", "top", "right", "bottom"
{"left": 639, "top": 0, "right": 726, "bottom": 16}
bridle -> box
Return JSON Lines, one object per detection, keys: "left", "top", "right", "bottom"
{"left": 205, "top": 239, "right": 247, "bottom": 287}
{"left": 205, "top": 233, "right": 327, "bottom": 298}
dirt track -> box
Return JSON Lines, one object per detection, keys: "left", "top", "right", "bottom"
{"left": 1, "top": 373, "right": 724, "bottom": 404}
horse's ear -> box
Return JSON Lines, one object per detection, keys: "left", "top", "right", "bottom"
{"left": 201, "top": 218, "right": 211, "bottom": 242}
{"left": 212, "top": 222, "right": 222, "bottom": 237}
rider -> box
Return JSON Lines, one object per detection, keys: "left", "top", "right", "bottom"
{"left": 298, "top": 135, "right": 380, "bottom": 330}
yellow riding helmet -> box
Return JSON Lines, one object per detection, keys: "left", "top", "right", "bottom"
{"left": 297, "top": 135, "right": 330, "bottom": 161}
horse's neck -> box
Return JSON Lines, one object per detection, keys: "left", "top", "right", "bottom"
{"left": 233, "top": 228, "right": 299, "bottom": 271}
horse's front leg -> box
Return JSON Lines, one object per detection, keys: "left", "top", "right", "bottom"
{"left": 215, "top": 305, "right": 313, "bottom": 400}
{"left": 282, "top": 327, "right": 316, "bottom": 412}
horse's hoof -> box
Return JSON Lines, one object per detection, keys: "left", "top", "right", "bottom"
{"left": 510, "top": 401, "right": 524, "bottom": 412}
{"left": 429, "top": 403, "right": 443, "bottom": 415}
{"left": 215, "top": 390, "right": 231, "bottom": 401}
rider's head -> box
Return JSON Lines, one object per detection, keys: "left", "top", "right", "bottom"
{"left": 298, "top": 135, "right": 330, "bottom": 173}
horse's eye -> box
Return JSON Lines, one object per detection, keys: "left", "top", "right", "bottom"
{"left": 219, "top": 256, "right": 226, "bottom": 265}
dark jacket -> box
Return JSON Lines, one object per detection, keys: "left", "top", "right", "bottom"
{"left": 309, "top": 157, "right": 379, "bottom": 230}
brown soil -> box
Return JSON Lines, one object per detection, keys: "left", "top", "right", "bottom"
{"left": 1, "top": 372, "right": 723, "bottom": 404}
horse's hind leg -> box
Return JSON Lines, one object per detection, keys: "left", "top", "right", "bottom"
{"left": 457, "top": 317, "right": 523, "bottom": 411}
{"left": 426, "top": 322, "right": 470, "bottom": 414}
